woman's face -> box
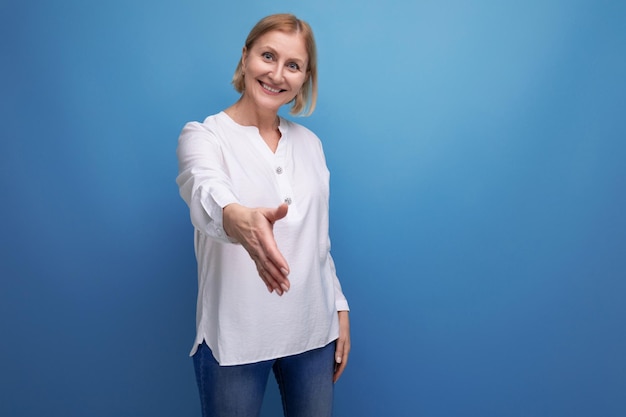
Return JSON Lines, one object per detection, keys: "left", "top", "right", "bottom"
{"left": 241, "top": 30, "right": 309, "bottom": 113}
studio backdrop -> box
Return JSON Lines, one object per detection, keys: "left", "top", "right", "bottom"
{"left": 1, "top": 0, "right": 625, "bottom": 416}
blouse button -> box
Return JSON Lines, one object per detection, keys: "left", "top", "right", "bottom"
{"left": 284, "top": 197, "right": 292, "bottom": 205}
{"left": 276, "top": 166, "right": 283, "bottom": 174}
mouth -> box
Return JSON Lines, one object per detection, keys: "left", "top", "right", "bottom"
{"left": 259, "top": 81, "right": 285, "bottom": 94}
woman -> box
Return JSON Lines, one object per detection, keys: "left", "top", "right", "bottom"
{"left": 176, "top": 13, "right": 350, "bottom": 417}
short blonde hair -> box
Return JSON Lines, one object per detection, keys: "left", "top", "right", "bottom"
{"left": 232, "top": 14, "right": 318, "bottom": 116}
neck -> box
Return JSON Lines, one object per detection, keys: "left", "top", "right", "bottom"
{"left": 225, "top": 97, "right": 279, "bottom": 132}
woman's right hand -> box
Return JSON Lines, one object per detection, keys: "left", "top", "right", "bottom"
{"left": 222, "top": 203, "right": 291, "bottom": 295}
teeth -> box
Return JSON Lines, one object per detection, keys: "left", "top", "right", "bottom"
{"left": 262, "top": 83, "right": 281, "bottom": 93}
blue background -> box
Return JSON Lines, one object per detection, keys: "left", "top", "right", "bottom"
{"left": 1, "top": 0, "right": 625, "bottom": 416}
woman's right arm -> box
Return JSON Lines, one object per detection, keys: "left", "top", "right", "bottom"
{"left": 176, "top": 122, "right": 239, "bottom": 242}
{"left": 176, "top": 122, "right": 291, "bottom": 294}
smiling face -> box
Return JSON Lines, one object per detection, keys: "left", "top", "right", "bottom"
{"left": 240, "top": 30, "right": 309, "bottom": 114}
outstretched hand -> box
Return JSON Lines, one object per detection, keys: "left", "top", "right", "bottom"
{"left": 223, "top": 203, "right": 291, "bottom": 295}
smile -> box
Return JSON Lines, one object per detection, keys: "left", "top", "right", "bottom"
{"left": 260, "top": 82, "right": 284, "bottom": 94}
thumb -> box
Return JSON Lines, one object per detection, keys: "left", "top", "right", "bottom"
{"left": 335, "top": 338, "right": 344, "bottom": 363}
{"left": 264, "top": 203, "right": 289, "bottom": 223}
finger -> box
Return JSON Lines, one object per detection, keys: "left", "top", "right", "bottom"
{"left": 333, "top": 353, "right": 348, "bottom": 382}
{"left": 260, "top": 250, "right": 290, "bottom": 292}
{"left": 241, "top": 224, "right": 289, "bottom": 293}
{"left": 260, "top": 233, "right": 289, "bottom": 270}
{"left": 334, "top": 337, "right": 345, "bottom": 365}
{"left": 256, "top": 262, "right": 283, "bottom": 295}
{"left": 333, "top": 339, "right": 349, "bottom": 383}
{"left": 258, "top": 205, "right": 290, "bottom": 276}
{"left": 255, "top": 223, "right": 290, "bottom": 288}
{"left": 245, "top": 241, "right": 287, "bottom": 295}
{"left": 263, "top": 203, "right": 289, "bottom": 223}
{"left": 264, "top": 263, "right": 290, "bottom": 295}
{"left": 259, "top": 269, "right": 276, "bottom": 294}
{"left": 333, "top": 361, "right": 347, "bottom": 383}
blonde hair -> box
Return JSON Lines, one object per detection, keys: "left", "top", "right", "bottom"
{"left": 232, "top": 14, "right": 318, "bottom": 116}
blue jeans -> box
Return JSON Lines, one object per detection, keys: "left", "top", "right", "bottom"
{"left": 192, "top": 341, "right": 335, "bottom": 417}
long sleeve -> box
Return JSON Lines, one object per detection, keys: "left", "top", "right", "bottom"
{"left": 328, "top": 250, "right": 349, "bottom": 312}
{"left": 176, "top": 121, "right": 239, "bottom": 243}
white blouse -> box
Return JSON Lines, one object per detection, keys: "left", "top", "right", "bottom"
{"left": 176, "top": 112, "right": 349, "bottom": 365}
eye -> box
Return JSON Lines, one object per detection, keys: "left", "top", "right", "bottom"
{"left": 287, "top": 62, "right": 300, "bottom": 71}
{"left": 262, "top": 52, "right": 274, "bottom": 61}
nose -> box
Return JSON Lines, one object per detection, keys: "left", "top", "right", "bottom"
{"left": 268, "top": 64, "right": 284, "bottom": 84}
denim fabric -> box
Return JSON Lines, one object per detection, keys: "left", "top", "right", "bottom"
{"left": 193, "top": 341, "right": 335, "bottom": 417}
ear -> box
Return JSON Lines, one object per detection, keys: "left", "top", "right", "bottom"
{"left": 241, "top": 46, "right": 248, "bottom": 69}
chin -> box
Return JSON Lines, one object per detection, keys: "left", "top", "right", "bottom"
{"left": 256, "top": 97, "right": 288, "bottom": 112}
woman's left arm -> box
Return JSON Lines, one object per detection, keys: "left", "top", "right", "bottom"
{"left": 327, "top": 251, "right": 350, "bottom": 382}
